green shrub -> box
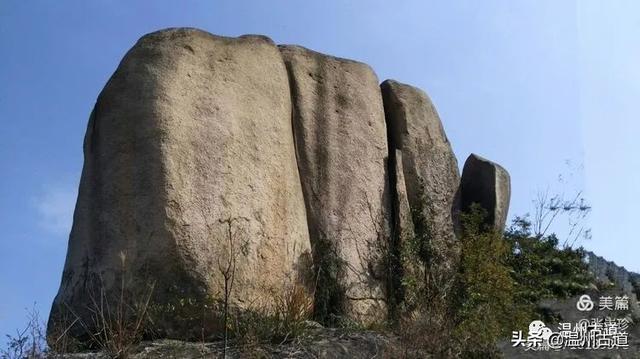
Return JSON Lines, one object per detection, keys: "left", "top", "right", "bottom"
{"left": 451, "top": 204, "right": 530, "bottom": 357}
{"left": 504, "top": 216, "right": 591, "bottom": 309}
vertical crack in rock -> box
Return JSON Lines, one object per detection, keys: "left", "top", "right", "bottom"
{"left": 380, "top": 79, "right": 461, "bottom": 312}
{"left": 385, "top": 126, "right": 400, "bottom": 319}
{"left": 280, "top": 45, "right": 390, "bottom": 324}
{"left": 49, "top": 28, "right": 514, "bottom": 343}
{"left": 386, "top": 147, "right": 415, "bottom": 318}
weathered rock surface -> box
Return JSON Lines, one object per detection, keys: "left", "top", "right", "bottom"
{"left": 280, "top": 45, "right": 390, "bottom": 322}
{"left": 459, "top": 153, "right": 511, "bottom": 231}
{"left": 585, "top": 252, "right": 640, "bottom": 317}
{"left": 391, "top": 149, "right": 415, "bottom": 251}
{"left": 388, "top": 149, "right": 415, "bottom": 312}
{"left": 381, "top": 79, "right": 460, "bottom": 291}
{"left": 49, "top": 27, "right": 516, "bottom": 344}
{"left": 49, "top": 28, "right": 312, "bottom": 339}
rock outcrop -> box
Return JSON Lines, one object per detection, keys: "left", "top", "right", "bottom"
{"left": 585, "top": 252, "right": 640, "bottom": 316}
{"left": 49, "top": 27, "right": 512, "bottom": 341}
{"left": 459, "top": 153, "right": 511, "bottom": 231}
{"left": 280, "top": 45, "right": 390, "bottom": 322}
{"left": 381, "top": 79, "right": 461, "bottom": 291}
{"left": 49, "top": 29, "right": 312, "bottom": 339}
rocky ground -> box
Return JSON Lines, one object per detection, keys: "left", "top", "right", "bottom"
{"left": 55, "top": 327, "right": 397, "bottom": 358}
{"left": 45, "top": 250, "right": 640, "bottom": 358}
{"left": 55, "top": 324, "right": 640, "bottom": 359}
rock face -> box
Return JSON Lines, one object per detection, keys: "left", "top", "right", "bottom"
{"left": 390, "top": 149, "right": 415, "bottom": 252}
{"left": 49, "top": 27, "right": 513, "bottom": 341}
{"left": 585, "top": 252, "right": 640, "bottom": 316}
{"left": 380, "top": 79, "right": 461, "bottom": 291}
{"left": 280, "top": 45, "right": 390, "bottom": 323}
{"left": 459, "top": 153, "right": 511, "bottom": 231}
{"left": 49, "top": 28, "right": 312, "bottom": 339}
{"left": 388, "top": 149, "right": 415, "bottom": 311}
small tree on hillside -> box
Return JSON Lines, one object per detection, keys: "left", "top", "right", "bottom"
{"left": 505, "top": 216, "right": 592, "bottom": 307}
{"left": 451, "top": 204, "right": 530, "bottom": 357}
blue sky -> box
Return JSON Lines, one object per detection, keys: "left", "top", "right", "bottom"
{"left": 1, "top": 0, "right": 638, "bottom": 341}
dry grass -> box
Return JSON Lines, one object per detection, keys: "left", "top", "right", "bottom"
{"left": 230, "top": 281, "right": 314, "bottom": 347}
{"left": 53, "top": 251, "right": 156, "bottom": 358}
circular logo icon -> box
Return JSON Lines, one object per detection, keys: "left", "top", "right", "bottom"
{"left": 576, "top": 294, "right": 594, "bottom": 311}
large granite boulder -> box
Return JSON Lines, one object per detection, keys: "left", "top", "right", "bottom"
{"left": 50, "top": 27, "right": 514, "bottom": 343}
{"left": 280, "top": 45, "right": 390, "bottom": 323}
{"left": 380, "top": 80, "right": 460, "bottom": 296}
{"left": 459, "top": 153, "right": 511, "bottom": 231}
{"left": 48, "top": 28, "right": 312, "bottom": 340}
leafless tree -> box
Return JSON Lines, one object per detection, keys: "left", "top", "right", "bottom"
{"left": 1, "top": 305, "right": 47, "bottom": 359}
{"left": 532, "top": 189, "right": 591, "bottom": 247}
{"left": 213, "top": 216, "right": 248, "bottom": 359}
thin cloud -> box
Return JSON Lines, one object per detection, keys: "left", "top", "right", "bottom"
{"left": 34, "top": 181, "right": 77, "bottom": 237}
